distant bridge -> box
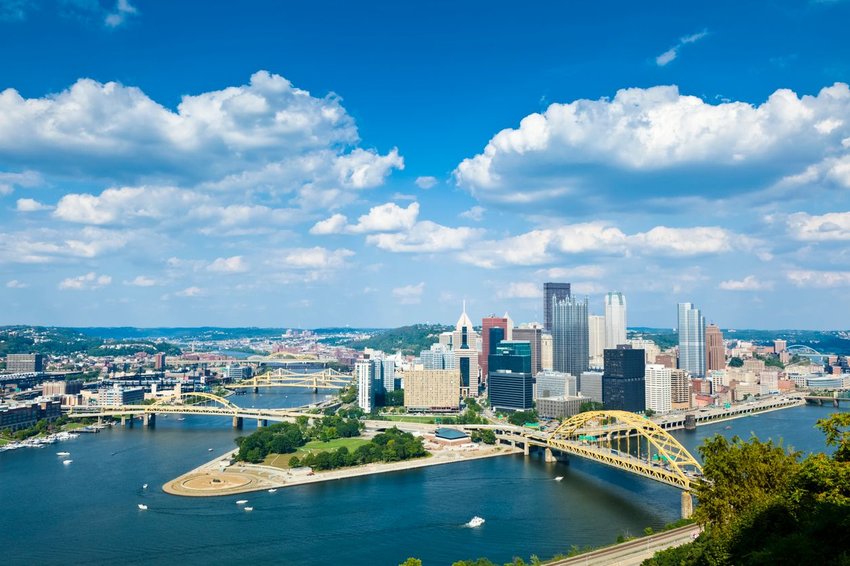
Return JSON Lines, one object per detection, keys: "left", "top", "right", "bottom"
{"left": 66, "top": 392, "right": 309, "bottom": 428}
{"left": 225, "top": 368, "right": 353, "bottom": 391}
{"left": 786, "top": 345, "right": 828, "bottom": 364}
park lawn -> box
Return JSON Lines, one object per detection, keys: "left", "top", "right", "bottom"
{"left": 62, "top": 421, "right": 91, "bottom": 431}
{"left": 381, "top": 415, "right": 436, "bottom": 424}
{"left": 264, "top": 437, "right": 370, "bottom": 469}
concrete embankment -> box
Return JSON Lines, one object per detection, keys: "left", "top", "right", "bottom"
{"left": 654, "top": 396, "right": 805, "bottom": 431}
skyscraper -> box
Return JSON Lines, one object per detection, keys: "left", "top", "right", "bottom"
{"left": 453, "top": 303, "right": 480, "bottom": 397}
{"left": 678, "top": 303, "right": 706, "bottom": 377}
{"left": 705, "top": 324, "right": 725, "bottom": 372}
{"left": 543, "top": 282, "right": 571, "bottom": 333}
{"left": 480, "top": 315, "right": 510, "bottom": 386}
{"left": 645, "top": 363, "right": 672, "bottom": 414}
{"left": 513, "top": 326, "right": 542, "bottom": 375}
{"left": 488, "top": 341, "right": 533, "bottom": 411}
{"left": 602, "top": 347, "right": 646, "bottom": 412}
{"left": 356, "top": 359, "right": 374, "bottom": 413}
{"left": 604, "top": 292, "right": 627, "bottom": 349}
{"left": 552, "top": 296, "right": 589, "bottom": 379}
{"left": 540, "top": 333, "right": 553, "bottom": 371}
{"left": 588, "top": 315, "right": 605, "bottom": 367}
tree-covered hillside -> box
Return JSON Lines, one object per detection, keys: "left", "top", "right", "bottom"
{"left": 348, "top": 324, "right": 452, "bottom": 355}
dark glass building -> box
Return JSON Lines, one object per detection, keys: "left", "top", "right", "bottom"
{"left": 602, "top": 347, "right": 646, "bottom": 412}
{"left": 487, "top": 341, "right": 533, "bottom": 411}
{"left": 543, "top": 282, "right": 571, "bottom": 333}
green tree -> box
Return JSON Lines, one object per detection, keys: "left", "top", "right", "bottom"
{"left": 399, "top": 559, "right": 422, "bottom": 566}
{"left": 729, "top": 356, "right": 744, "bottom": 368}
{"left": 579, "top": 401, "right": 604, "bottom": 413}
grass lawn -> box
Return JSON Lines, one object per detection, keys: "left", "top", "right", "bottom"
{"left": 380, "top": 415, "right": 436, "bottom": 424}
{"left": 62, "top": 421, "right": 91, "bottom": 431}
{"left": 264, "top": 437, "right": 370, "bottom": 469}
{"left": 0, "top": 437, "right": 9, "bottom": 446}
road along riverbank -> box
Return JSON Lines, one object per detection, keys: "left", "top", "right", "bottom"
{"left": 163, "top": 442, "right": 520, "bottom": 497}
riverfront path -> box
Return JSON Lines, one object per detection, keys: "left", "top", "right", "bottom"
{"left": 546, "top": 524, "right": 701, "bottom": 565}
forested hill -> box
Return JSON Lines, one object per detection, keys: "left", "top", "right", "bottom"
{"left": 348, "top": 324, "right": 452, "bottom": 356}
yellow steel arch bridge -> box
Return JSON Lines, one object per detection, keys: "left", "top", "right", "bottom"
{"left": 225, "top": 368, "right": 353, "bottom": 391}
{"left": 66, "top": 392, "right": 308, "bottom": 425}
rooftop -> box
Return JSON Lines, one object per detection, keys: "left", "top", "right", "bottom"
{"left": 434, "top": 428, "right": 469, "bottom": 440}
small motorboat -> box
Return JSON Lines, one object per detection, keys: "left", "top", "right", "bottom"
{"left": 554, "top": 476, "right": 564, "bottom": 481}
{"left": 138, "top": 504, "right": 148, "bottom": 510}
{"left": 143, "top": 484, "right": 148, "bottom": 489}
{"left": 268, "top": 488, "right": 277, "bottom": 493}
{"left": 62, "top": 459, "right": 73, "bottom": 465}
{"left": 57, "top": 451, "right": 70, "bottom": 456}
{"left": 467, "top": 516, "right": 485, "bottom": 528}
{"left": 236, "top": 500, "right": 248, "bottom": 505}
{"left": 244, "top": 507, "right": 254, "bottom": 512}
{"left": 208, "top": 448, "right": 213, "bottom": 452}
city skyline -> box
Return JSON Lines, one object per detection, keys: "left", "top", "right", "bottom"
{"left": 2, "top": 1, "right": 850, "bottom": 329}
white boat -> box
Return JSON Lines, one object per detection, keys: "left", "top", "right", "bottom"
{"left": 208, "top": 448, "right": 213, "bottom": 451}
{"left": 466, "top": 516, "right": 485, "bottom": 528}
{"left": 142, "top": 484, "right": 148, "bottom": 489}
{"left": 244, "top": 507, "right": 254, "bottom": 512}
{"left": 138, "top": 504, "right": 148, "bottom": 510}
{"left": 62, "top": 459, "right": 73, "bottom": 465}
{"left": 57, "top": 451, "right": 71, "bottom": 456}
{"left": 554, "top": 476, "right": 564, "bottom": 481}
{"left": 268, "top": 488, "right": 277, "bottom": 493}
{"left": 236, "top": 500, "right": 248, "bottom": 505}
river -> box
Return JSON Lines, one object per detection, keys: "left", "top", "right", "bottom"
{"left": 1, "top": 391, "right": 845, "bottom": 566}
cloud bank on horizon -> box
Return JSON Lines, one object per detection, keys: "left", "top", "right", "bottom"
{"left": 2, "top": 1, "right": 850, "bottom": 329}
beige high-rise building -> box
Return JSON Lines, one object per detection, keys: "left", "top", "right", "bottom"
{"left": 705, "top": 324, "right": 725, "bottom": 371}
{"left": 402, "top": 369, "right": 460, "bottom": 411}
{"left": 588, "top": 315, "right": 605, "bottom": 368}
{"left": 645, "top": 364, "right": 672, "bottom": 414}
{"left": 630, "top": 339, "right": 660, "bottom": 364}
{"left": 671, "top": 369, "right": 689, "bottom": 407}
{"left": 452, "top": 303, "right": 480, "bottom": 397}
{"left": 541, "top": 333, "right": 553, "bottom": 371}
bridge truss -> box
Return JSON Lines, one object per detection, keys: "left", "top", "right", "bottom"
{"left": 226, "top": 368, "right": 353, "bottom": 390}
{"left": 547, "top": 410, "right": 703, "bottom": 491}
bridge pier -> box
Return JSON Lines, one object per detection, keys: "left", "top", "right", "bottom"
{"left": 232, "top": 416, "right": 243, "bottom": 429}
{"left": 257, "top": 419, "right": 268, "bottom": 428}
{"left": 523, "top": 442, "right": 530, "bottom": 456}
{"left": 97, "top": 416, "right": 103, "bottom": 426}
{"left": 834, "top": 399, "right": 840, "bottom": 408}
{"left": 121, "top": 416, "right": 134, "bottom": 428}
{"left": 143, "top": 413, "right": 156, "bottom": 428}
{"left": 253, "top": 386, "right": 259, "bottom": 394}
{"left": 681, "top": 491, "right": 693, "bottom": 519}
{"left": 544, "top": 447, "right": 557, "bottom": 463}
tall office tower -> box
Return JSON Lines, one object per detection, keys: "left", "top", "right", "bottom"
{"left": 153, "top": 353, "right": 166, "bottom": 371}
{"left": 356, "top": 359, "right": 374, "bottom": 413}
{"left": 678, "top": 303, "right": 706, "bottom": 377}
{"left": 552, "top": 296, "right": 589, "bottom": 379}
{"left": 381, "top": 359, "right": 396, "bottom": 393}
{"left": 604, "top": 292, "right": 627, "bottom": 349}
{"left": 645, "top": 363, "right": 672, "bottom": 414}
{"left": 602, "top": 347, "right": 646, "bottom": 412}
{"left": 588, "top": 315, "right": 606, "bottom": 367}
{"left": 670, "top": 369, "right": 690, "bottom": 406}
{"left": 543, "top": 282, "right": 571, "bottom": 332}
{"left": 541, "top": 333, "right": 554, "bottom": 371}
{"left": 480, "top": 315, "right": 510, "bottom": 386}
{"left": 705, "top": 324, "right": 725, "bottom": 372}
{"left": 453, "top": 304, "right": 480, "bottom": 397}
{"left": 513, "top": 326, "right": 542, "bottom": 375}
{"left": 488, "top": 340, "right": 533, "bottom": 411}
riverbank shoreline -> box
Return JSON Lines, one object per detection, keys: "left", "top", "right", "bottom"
{"left": 655, "top": 396, "right": 806, "bottom": 432}
{"left": 163, "top": 443, "right": 521, "bottom": 497}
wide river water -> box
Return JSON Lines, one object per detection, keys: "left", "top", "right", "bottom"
{"left": 1, "top": 390, "right": 846, "bottom": 566}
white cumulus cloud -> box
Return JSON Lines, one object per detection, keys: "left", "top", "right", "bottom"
{"left": 207, "top": 256, "right": 249, "bottom": 273}
{"left": 392, "top": 282, "right": 425, "bottom": 304}
{"left": 415, "top": 176, "right": 438, "bottom": 189}
{"left": 497, "top": 282, "right": 542, "bottom": 299}
{"left": 16, "top": 198, "right": 50, "bottom": 212}
{"left": 786, "top": 269, "right": 850, "bottom": 288}
{"left": 59, "top": 272, "right": 112, "bottom": 290}
{"left": 124, "top": 275, "right": 158, "bottom": 287}
{"left": 719, "top": 275, "right": 773, "bottom": 291}
{"left": 366, "top": 221, "right": 483, "bottom": 253}
{"left": 6, "top": 279, "right": 28, "bottom": 288}
{"left": 787, "top": 211, "right": 850, "bottom": 240}
{"left": 310, "top": 202, "right": 419, "bottom": 234}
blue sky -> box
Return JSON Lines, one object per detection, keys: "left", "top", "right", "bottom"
{"left": 2, "top": 0, "right": 850, "bottom": 329}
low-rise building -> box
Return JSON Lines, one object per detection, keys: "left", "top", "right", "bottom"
{"left": 537, "top": 395, "right": 584, "bottom": 419}
{"left": 98, "top": 385, "right": 145, "bottom": 407}
{"left": 402, "top": 369, "right": 460, "bottom": 412}
{"left": 0, "top": 399, "right": 61, "bottom": 431}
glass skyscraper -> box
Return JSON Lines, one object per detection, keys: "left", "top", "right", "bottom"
{"left": 677, "top": 303, "right": 706, "bottom": 377}
{"left": 488, "top": 341, "right": 533, "bottom": 411}
{"left": 552, "top": 295, "right": 589, "bottom": 379}
{"left": 543, "top": 282, "right": 571, "bottom": 333}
